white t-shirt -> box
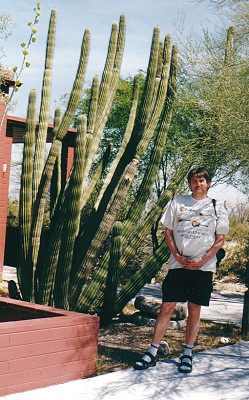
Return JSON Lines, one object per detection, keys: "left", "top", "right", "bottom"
{"left": 160, "top": 195, "right": 229, "bottom": 272}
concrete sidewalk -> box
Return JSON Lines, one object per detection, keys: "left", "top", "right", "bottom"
{"left": 2, "top": 341, "right": 249, "bottom": 400}
{"left": 1, "top": 272, "right": 248, "bottom": 400}
{"left": 137, "top": 282, "right": 245, "bottom": 326}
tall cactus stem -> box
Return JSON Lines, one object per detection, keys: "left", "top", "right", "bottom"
{"left": 114, "top": 241, "right": 170, "bottom": 316}
{"left": 28, "top": 28, "right": 90, "bottom": 297}
{"left": 53, "top": 115, "right": 86, "bottom": 309}
{"left": 32, "top": 9, "right": 56, "bottom": 201}
{"left": 86, "top": 75, "right": 99, "bottom": 135}
{"left": 18, "top": 89, "right": 37, "bottom": 299}
{"left": 101, "top": 221, "right": 123, "bottom": 325}
{"left": 82, "top": 15, "right": 126, "bottom": 183}
{"left": 136, "top": 26, "right": 160, "bottom": 130}
{"left": 94, "top": 74, "right": 139, "bottom": 210}
{"left": 50, "top": 107, "right": 62, "bottom": 219}
{"left": 126, "top": 40, "right": 178, "bottom": 224}
{"left": 70, "top": 158, "right": 139, "bottom": 308}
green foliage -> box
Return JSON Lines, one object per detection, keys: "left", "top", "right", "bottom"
{"left": 217, "top": 212, "right": 249, "bottom": 283}
{"left": 226, "top": 218, "right": 249, "bottom": 242}
{"left": 217, "top": 240, "right": 249, "bottom": 284}
{"left": 169, "top": 13, "right": 249, "bottom": 191}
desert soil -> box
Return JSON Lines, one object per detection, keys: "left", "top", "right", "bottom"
{"left": 96, "top": 279, "right": 246, "bottom": 375}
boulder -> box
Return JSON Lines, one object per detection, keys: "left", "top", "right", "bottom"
{"left": 134, "top": 295, "right": 187, "bottom": 320}
{"left": 158, "top": 341, "right": 170, "bottom": 356}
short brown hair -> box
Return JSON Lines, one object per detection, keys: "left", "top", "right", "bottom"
{"left": 187, "top": 167, "right": 212, "bottom": 184}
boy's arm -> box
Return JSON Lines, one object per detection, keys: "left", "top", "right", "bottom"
{"left": 181, "top": 233, "right": 225, "bottom": 270}
{"left": 165, "top": 228, "right": 189, "bottom": 266}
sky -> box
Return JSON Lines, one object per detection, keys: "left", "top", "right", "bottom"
{"left": 1, "top": 0, "right": 247, "bottom": 207}
{"left": 2, "top": 0, "right": 224, "bottom": 117}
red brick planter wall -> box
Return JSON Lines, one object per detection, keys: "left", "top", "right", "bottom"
{"left": 0, "top": 100, "right": 12, "bottom": 280}
{"left": 0, "top": 298, "right": 99, "bottom": 396}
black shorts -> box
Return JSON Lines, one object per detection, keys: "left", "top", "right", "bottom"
{"left": 162, "top": 268, "right": 213, "bottom": 306}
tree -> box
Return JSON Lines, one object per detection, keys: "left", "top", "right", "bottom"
{"left": 165, "top": 3, "right": 249, "bottom": 193}
{"left": 0, "top": 3, "right": 40, "bottom": 129}
{"left": 0, "top": 11, "right": 16, "bottom": 61}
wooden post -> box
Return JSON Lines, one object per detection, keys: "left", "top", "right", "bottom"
{"left": 241, "top": 264, "right": 249, "bottom": 337}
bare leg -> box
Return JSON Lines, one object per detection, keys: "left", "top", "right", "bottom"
{"left": 134, "top": 302, "right": 176, "bottom": 369}
{"left": 152, "top": 301, "right": 177, "bottom": 344}
{"left": 185, "top": 302, "right": 201, "bottom": 345}
{"left": 179, "top": 302, "right": 201, "bottom": 373}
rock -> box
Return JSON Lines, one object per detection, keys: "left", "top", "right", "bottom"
{"left": 220, "top": 337, "right": 230, "bottom": 344}
{"left": 158, "top": 341, "right": 170, "bottom": 356}
{"left": 132, "top": 314, "right": 155, "bottom": 327}
{"left": 119, "top": 311, "right": 186, "bottom": 329}
{"left": 134, "top": 295, "right": 187, "bottom": 320}
{"left": 168, "top": 320, "right": 186, "bottom": 330}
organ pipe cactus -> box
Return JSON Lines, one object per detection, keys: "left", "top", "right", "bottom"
{"left": 101, "top": 221, "right": 123, "bottom": 325}
{"left": 18, "top": 89, "right": 36, "bottom": 300}
{"left": 27, "top": 25, "right": 90, "bottom": 302}
{"left": 50, "top": 107, "right": 62, "bottom": 219}
{"left": 53, "top": 115, "right": 86, "bottom": 310}
{"left": 17, "top": 9, "right": 183, "bottom": 320}
{"left": 32, "top": 9, "right": 56, "bottom": 201}
{"left": 70, "top": 41, "right": 180, "bottom": 313}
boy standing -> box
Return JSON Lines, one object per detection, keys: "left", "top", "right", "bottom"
{"left": 134, "top": 167, "right": 229, "bottom": 373}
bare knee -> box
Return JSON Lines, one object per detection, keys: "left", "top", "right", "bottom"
{"left": 159, "top": 302, "right": 176, "bottom": 317}
{"left": 188, "top": 302, "right": 201, "bottom": 319}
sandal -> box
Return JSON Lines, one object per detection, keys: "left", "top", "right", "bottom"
{"left": 134, "top": 351, "right": 157, "bottom": 370}
{"left": 178, "top": 354, "right": 193, "bottom": 373}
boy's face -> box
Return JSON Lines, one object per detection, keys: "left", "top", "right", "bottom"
{"left": 188, "top": 175, "right": 210, "bottom": 199}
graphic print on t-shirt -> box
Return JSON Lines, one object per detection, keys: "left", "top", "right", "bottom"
{"left": 175, "top": 202, "right": 215, "bottom": 241}
{"left": 160, "top": 195, "right": 229, "bottom": 271}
